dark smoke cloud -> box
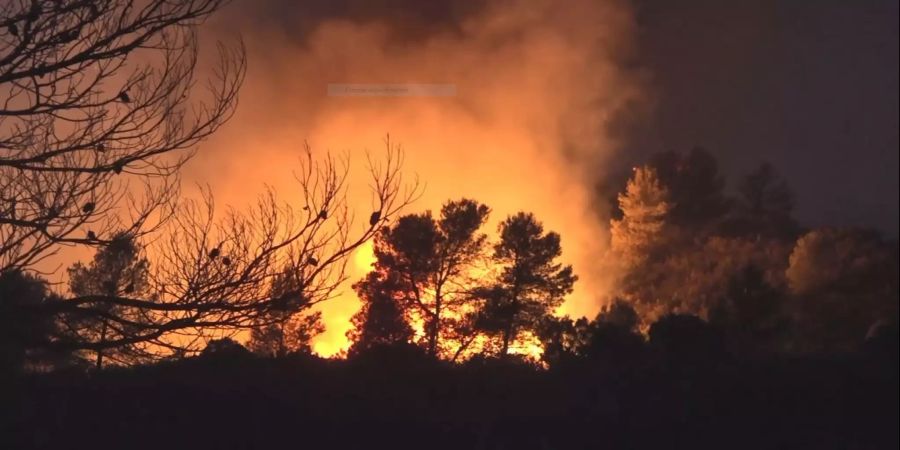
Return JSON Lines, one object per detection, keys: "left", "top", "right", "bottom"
{"left": 216, "top": 0, "right": 488, "bottom": 43}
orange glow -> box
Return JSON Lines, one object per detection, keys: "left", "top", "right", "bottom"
{"left": 312, "top": 329, "right": 350, "bottom": 358}
{"left": 353, "top": 241, "right": 377, "bottom": 273}
{"left": 509, "top": 333, "right": 545, "bottom": 362}
{"left": 188, "top": 0, "right": 642, "bottom": 357}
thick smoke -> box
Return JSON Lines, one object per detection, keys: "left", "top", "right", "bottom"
{"left": 193, "top": 0, "right": 645, "bottom": 355}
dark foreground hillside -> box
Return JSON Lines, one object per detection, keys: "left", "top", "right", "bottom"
{"left": 4, "top": 342, "right": 897, "bottom": 450}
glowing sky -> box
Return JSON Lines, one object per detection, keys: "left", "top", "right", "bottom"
{"left": 184, "top": 0, "right": 642, "bottom": 355}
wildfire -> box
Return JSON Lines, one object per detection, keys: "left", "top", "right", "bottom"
{"left": 312, "top": 237, "right": 547, "bottom": 361}
{"left": 190, "top": 0, "right": 638, "bottom": 357}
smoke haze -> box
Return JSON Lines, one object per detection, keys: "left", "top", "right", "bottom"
{"left": 191, "top": 0, "right": 644, "bottom": 355}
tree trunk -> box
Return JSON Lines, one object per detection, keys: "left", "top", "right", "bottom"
{"left": 95, "top": 320, "right": 108, "bottom": 369}
{"left": 452, "top": 334, "right": 477, "bottom": 362}
{"left": 428, "top": 304, "right": 441, "bottom": 357}
{"left": 500, "top": 292, "right": 520, "bottom": 357}
{"left": 278, "top": 319, "right": 287, "bottom": 357}
{"left": 500, "top": 323, "right": 514, "bottom": 357}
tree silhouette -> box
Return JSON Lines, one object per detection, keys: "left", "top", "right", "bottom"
{"left": 0, "top": 269, "right": 71, "bottom": 372}
{"left": 28, "top": 145, "right": 417, "bottom": 360}
{"left": 535, "top": 315, "right": 591, "bottom": 367}
{"left": 582, "top": 299, "right": 645, "bottom": 366}
{"left": 0, "top": 0, "right": 245, "bottom": 271}
{"left": 347, "top": 269, "right": 414, "bottom": 355}
{"left": 709, "top": 265, "right": 787, "bottom": 354}
{"left": 595, "top": 298, "right": 641, "bottom": 331}
{"left": 248, "top": 267, "right": 325, "bottom": 357}
{"left": 66, "top": 232, "right": 152, "bottom": 368}
{"left": 200, "top": 337, "right": 250, "bottom": 359}
{"left": 786, "top": 227, "right": 899, "bottom": 351}
{"left": 649, "top": 313, "right": 725, "bottom": 364}
{"left": 478, "top": 212, "right": 576, "bottom": 357}
{"left": 723, "top": 162, "right": 799, "bottom": 239}
{"left": 648, "top": 147, "right": 729, "bottom": 229}
{"left": 353, "top": 198, "right": 490, "bottom": 358}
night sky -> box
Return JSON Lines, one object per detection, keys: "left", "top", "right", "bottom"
{"left": 620, "top": 0, "right": 898, "bottom": 235}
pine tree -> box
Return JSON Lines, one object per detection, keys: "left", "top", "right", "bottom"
{"left": 610, "top": 166, "right": 672, "bottom": 269}
{"left": 67, "top": 233, "right": 152, "bottom": 368}
{"left": 609, "top": 167, "right": 674, "bottom": 318}
{"left": 648, "top": 148, "right": 729, "bottom": 228}
{"left": 350, "top": 199, "right": 490, "bottom": 357}
{"left": 248, "top": 268, "right": 324, "bottom": 357}
{"left": 479, "top": 213, "right": 576, "bottom": 357}
{"left": 728, "top": 162, "right": 798, "bottom": 239}
{"left": 347, "top": 270, "right": 414, "bottom": 355}
{"left": 0, "top": 270, "right": 75, "bottom": 372}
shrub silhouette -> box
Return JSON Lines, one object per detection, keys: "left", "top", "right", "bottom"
{"left": 649, "top": 314, "right": 726, "bottom": 365}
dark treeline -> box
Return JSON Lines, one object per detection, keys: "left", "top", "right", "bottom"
{"left": 3, "top": 148, "right": 898, "bottom": 450}
{"left": 345, "top": 146, "right": 899, "bottom": 366}
{"left": 4, "top": 330, "right": 897, "bottom": 449}
{"left": 606, "top": 148, "right": 898, "bottom": 355}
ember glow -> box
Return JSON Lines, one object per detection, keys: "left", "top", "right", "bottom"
{"left": 179, "top": 0, "right": 645, "bottom": 356}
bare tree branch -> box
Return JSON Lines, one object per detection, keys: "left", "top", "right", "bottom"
{"left": 1, "top": 0, "right": 246, "bottom": 271}
{"left": 39, "top": 142, "right": 420, "bottom": 358}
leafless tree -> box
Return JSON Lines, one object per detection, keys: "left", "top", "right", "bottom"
{"left": 47, "top": 142, "right": 419, "bottom": 359}
{"left": 0, "top": 0, "right": 245, "bottom": 271}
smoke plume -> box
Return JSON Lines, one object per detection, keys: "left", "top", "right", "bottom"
{"left": 193, "top": 0, "right": 645, "bottom": 355}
